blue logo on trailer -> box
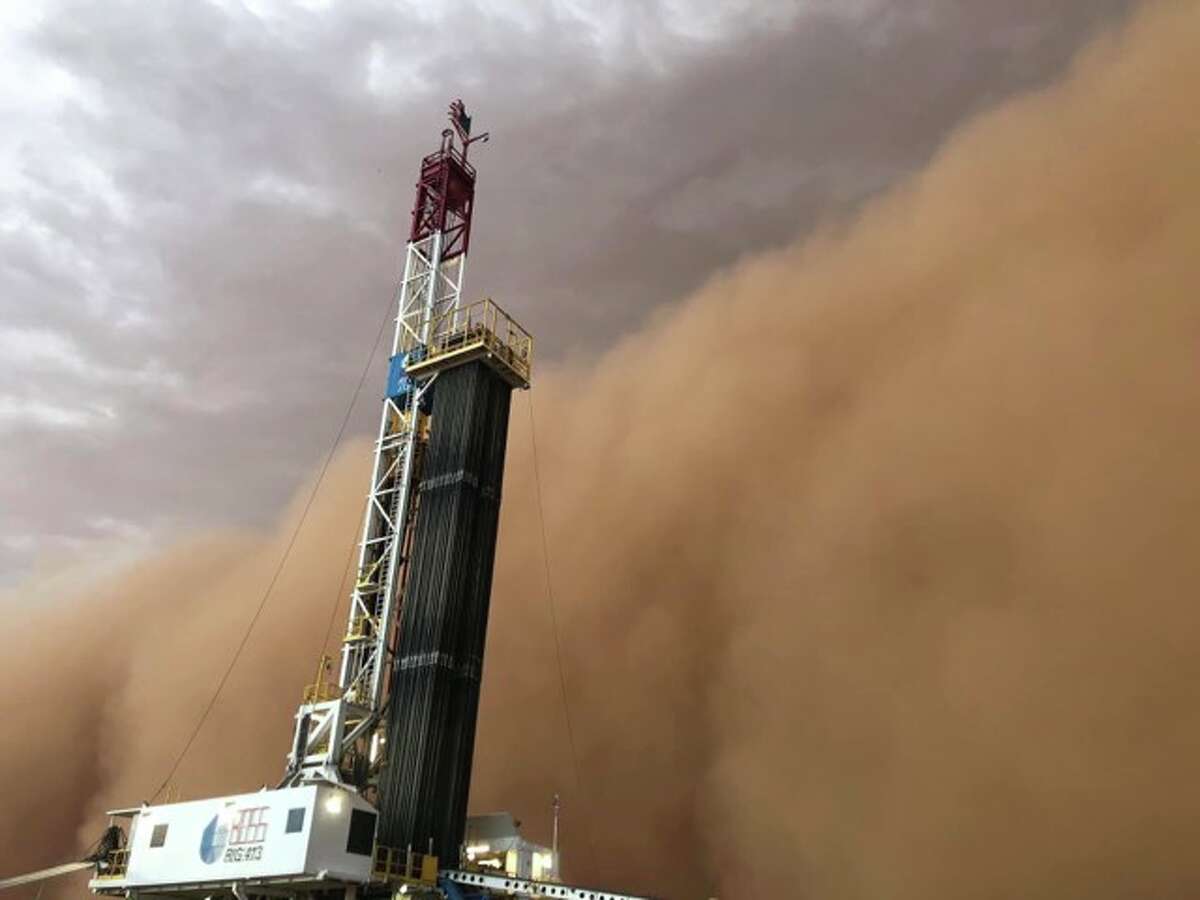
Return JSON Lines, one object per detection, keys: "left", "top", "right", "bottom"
{"left": 199, "top": 814, "right": 229, "bottom": 864}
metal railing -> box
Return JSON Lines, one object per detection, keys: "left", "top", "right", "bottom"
{"left": 302, "top": 653, "right": 343, "bottom": 703}
{"left": 94, "top": 850, "right": 129, "bottom": 881}
{"left": 301, "top": 681, "right": 342, "bottom": 703}
{"left": 344, "top": 612, "right": 378, "bottom": 643}
{"left": 371, "top": 845, "right": 439, "bottom": 885}
{"left": 413, "top": 298, "right": 533, "bottom": 387}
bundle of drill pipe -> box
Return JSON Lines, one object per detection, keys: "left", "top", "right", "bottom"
{"left": 376, "top": 360, "right": 515, "bottom": 862}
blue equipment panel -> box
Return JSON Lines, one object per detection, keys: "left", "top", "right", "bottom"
{"left": 387, "top": 349, "right": 433, "bottom": 412}
{"left": 387, "top": 353, "right": 412, "bottom": 401}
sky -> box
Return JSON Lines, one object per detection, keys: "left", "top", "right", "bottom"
{"left": 0, "top": 0, "right": 1135, "bottom": 590}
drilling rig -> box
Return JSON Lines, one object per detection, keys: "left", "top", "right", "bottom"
{"left": 74, "top": 102, "right": 651, "bottom": 900}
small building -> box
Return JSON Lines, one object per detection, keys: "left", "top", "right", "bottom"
{"left": 89, "top": 785, "right": 377, "bottom": 895}
{"left": 462, "top": 813, "right": 557, "bottom": 882}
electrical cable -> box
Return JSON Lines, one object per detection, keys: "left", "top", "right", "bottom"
{"left": 319, "top": 511, "right": 366, "bottom": 662}
{"left": 525, "top": 389, "right": 597, "bottom": 874}
{"left": 147, "top": 291, "right": 397, "bottom": 803}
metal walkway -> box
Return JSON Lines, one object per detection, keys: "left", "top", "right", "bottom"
{"left": 442, "top": 868, "right": 654, "bottom": 900}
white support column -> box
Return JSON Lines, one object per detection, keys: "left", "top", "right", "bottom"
{"left": 285, "top": 228, "right": 466, "bottom": 786}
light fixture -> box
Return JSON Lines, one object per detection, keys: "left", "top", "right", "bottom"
{"left": 323, "top": 793, "right": 345, "bottom": 815}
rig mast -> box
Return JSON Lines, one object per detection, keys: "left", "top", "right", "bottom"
{"left": 283, "top": 101, "right": 497, "bottom": 788}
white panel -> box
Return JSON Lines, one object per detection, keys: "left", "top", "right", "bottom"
{"left": 305, "top": 785, "right": 378, "bottom": 881}
{"left": 113, "top": 786, "right": 372, "bottom": 889}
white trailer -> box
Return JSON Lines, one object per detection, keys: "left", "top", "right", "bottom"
{"left": 90, "top": 785, "right": 376, "bottom": 897}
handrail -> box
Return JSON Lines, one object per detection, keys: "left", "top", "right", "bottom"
{"left": 371, "top": 845, "right": 439, "bottom": 885}
{"left": 301, "top": 682, "right": 342, "bottom": 703}
{"left": 413, "top": 297, "right": 532, "bottom": 387}
{"left": 94, "top": 850, "right": 129, "bottom": 880}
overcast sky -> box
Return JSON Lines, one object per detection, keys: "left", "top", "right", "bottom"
{"left": 0, "top": 0, "right": 1134, "bottom": 588}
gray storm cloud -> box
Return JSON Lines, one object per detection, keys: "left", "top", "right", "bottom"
{"left": 0, "top": 0, "right": 1131, "bottom": 583}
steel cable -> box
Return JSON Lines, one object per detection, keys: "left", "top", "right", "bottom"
{"left": 526, "top": 389, "right": 597, "bottom": 875}
{"left": 147, "top": 290, "right": 397, "bottom": 803}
